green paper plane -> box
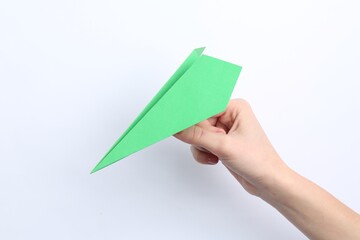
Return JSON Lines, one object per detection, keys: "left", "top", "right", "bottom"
{"left": 91, "top": 47, "right": 242, "bottom": 173}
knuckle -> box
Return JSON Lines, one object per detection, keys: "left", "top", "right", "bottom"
{"left": 191, "top": 126, "right": 204, "bottom": 142}
{"left": 234, "top": 98, "right": 251, "bottom": 109}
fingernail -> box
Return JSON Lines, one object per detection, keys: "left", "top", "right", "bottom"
{"left": 207, "top": 158, "right": 217, "bottom": 165}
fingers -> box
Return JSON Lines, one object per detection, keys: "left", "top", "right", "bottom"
{"left": 174, "top": 99, "right": 252, "bottom": 158}
{"left": 174, "top": 124, "right": 227, "bottom": 154}
{"left": 191, "top": 146, "right": 219, "bottom": 165}
{"left": 215, "top": 121, "right": 230, "bottom": 133}
{"left": 217, "top": 99, "right": 252, "bottom": 132}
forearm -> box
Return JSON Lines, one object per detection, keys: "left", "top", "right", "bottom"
{"left": 260, "top": 165, "right": 360, "bottom": 240}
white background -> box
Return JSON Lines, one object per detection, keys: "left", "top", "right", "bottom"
{"left": 1, "top": 0, "right": 359, "bottom": 239}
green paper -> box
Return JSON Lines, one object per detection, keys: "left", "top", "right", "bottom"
{"left": 91, "top": 47, "right": 242, "bottom": 173}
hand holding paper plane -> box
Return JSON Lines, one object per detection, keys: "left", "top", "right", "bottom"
{"left": 91, "top": 47, "right": 242, "bottom": 173}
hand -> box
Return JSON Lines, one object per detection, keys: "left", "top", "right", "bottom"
{"left": 174, "top": 99, "right": 288, "bottom": 196}
{"left": 175, "top": 99, "right": 360, "bottom": 240}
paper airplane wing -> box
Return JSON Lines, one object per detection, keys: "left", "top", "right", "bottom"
{"left": 92, "top": 48, "right": 242, "bottom": 173}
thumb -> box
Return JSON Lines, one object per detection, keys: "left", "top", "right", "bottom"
{"left": 174, "top": 125, "right": 226, "bottom": 154}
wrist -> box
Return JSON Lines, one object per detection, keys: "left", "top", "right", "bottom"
{"left": 256, "top": 162, "right": 296, "bottom": 204}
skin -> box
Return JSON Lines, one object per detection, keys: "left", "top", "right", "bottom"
{"left": 174, "top": 99, "right": 360, "bottom": 240}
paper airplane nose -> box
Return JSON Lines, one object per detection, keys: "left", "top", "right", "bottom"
{"left": 91, "top": 47, "right": 242, "bottom": 173}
